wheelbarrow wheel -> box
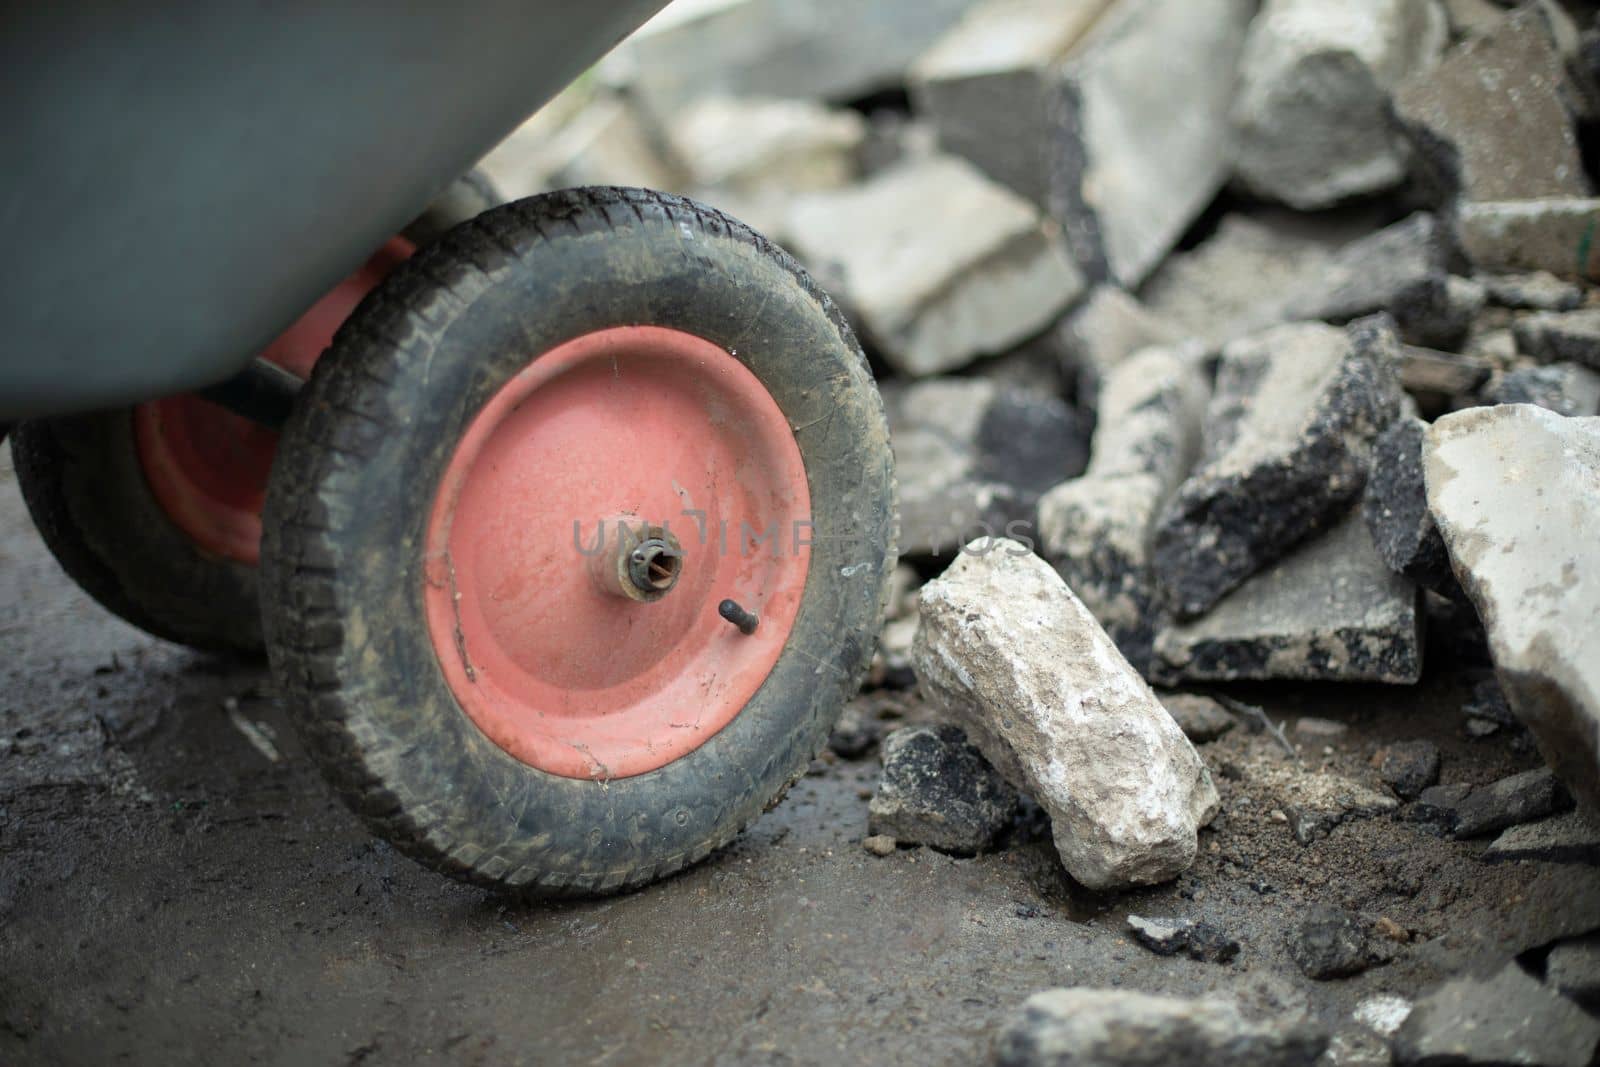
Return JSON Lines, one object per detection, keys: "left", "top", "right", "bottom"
{"left": 7, "top": 174, "right": 498, "bottom": 655}
{"left": 260, "top": 187, "right": 896, "bottom": 894}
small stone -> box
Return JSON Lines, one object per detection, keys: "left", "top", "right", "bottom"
{"left": 1038, "top": 346, "right": 1207, "bottom": 672}
{"left": 1230, "top": 0, "right": 1448, "bottom": 210}
{"left": 1425, "top": 406, "right": 1600, "bottom": 811}
{"left": 867, "top": 724, "right": 1019, "bottom": 855}
{"left": 1284, "top": 214, "right": 1483, "bottom": 348}
{"left": 1456, "top": 199, "right": 1600, "bottom": 282}
{"left": 1151, "top": 508, "right": 1423, "bottom": 686}
{"left": 912, "top": 544, "right": 1219, "bottom": 889}
{"left": 1480, "top": 271, "right": 1585, "bottom": 311}
{"left": 1372, "top": 740, "right": 1442, "bottom": 799}
{"left": 1546, "top": 933, "right": 1600, "bottom": 1010}
{"left": 1393, "top": 6, "right": 1591, "bottom": 204}
{"left": 1452, "top": 768, "right": 1574, "bottom": 838}
{"left": 1482, "top": 810, "right": 1600, "bottom": 865}
{"left": 1152, "top": 316, "right": 1404, "bottom": 617}
{"left": 993, "top": 988, "right": 1326, "bottom": 1067}
{"left": 885, "top": 377, "right": 1089, "bottom": 557}
{"left": 1374, "top": 916, "right": 1410, "bottom": 943}
{"left": 785, "top": 155, "right": 1085, "bottom": 378}
{"left": 1126, "top": 915, "right": 1240, "bottom": 964}
{"left": 1287, "top": 906, "right": 1372, "bottom": 980}
{"left": 1362, "top": 417, "right": 1459, "bottom": 597}
{"left": 1159, "top": 694, "right": 1236, "bottom": 743}
{"left": 862, "top": 834, "right": 898, "bottom": 857}
{"left": 1393, "top": 963, "right": 1600, "bottom": 1067}
{"left": 1513, "top": 308, "right": 1600, "bottom": 370}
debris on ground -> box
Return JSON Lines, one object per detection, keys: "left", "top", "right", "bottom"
{"left": 1425, "top": 405, "right": 1600, "bottom": 811}
{"left": 993, "top": 988, "right": 1326, "bottom": 1067}
{"left": 883, "top": 377, "right": 1089, "bottom": 556}
{"left": 1392, "top": 962, "right": 1600, "bottom": 1067}
{"left": 1038, "top": 344, "right": 1206, "bottom": 672}
{"left": 1124, "top": 915, "right": 1240, "bottom": 964}
{"left": 1150, "top": 316, "right": 1403, "bottom": 618}
{"left": 867, "top": 723, "right": 1018, "bottom": 854}
{"left": 912, "top": 544, "right": 1218, "bottom": 889}
{"left": 1286, "top": 905, "right": 1373, "bottom": 979}
{"left": 1372, "top": 739, "right": 1442, "bottom": 799}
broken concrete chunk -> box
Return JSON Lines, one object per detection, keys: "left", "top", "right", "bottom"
{"left": 1152, "top": 317, "right": 1405, "bottom": 618}
{"left": 913, "top": 0, "right": 1253, "bottom": 287}
{"left": 480, "top": 92, "right": 684, "bottom": 200}
{"left": 1362, "top": 417, "right": 1459, "bottom": 597}
{"left": 1456, "top": 199, "right": 1600, "bottom": 281}
{"left": 1054, "top": 286, "right": 1176, "bottom": 404}
{"left": 1153, "top": 507, "right": 1423, "bottom": 685}
{"left": 912, "top": 544, "right": 1218, "bottom": 889}
{"left": 1482, "top": 809, "right": 1600, "bottom": 864}
{"left": 909, "top": 0, "right": 1116, "bottom": 212}
{"left": 1126, "top": 915, "right": 1240, "bottom": 964}
{"left": 786, "top": 156, "right": 1085, "bottom": 378}
{"left": 867, "top": 724, "right": 1019, "bottom": 855}
{"left": 1139, "top": 212, "right": 1356, "bottom": 350}
{"left": 1159, "top": 694, "right": 1236, "bottom": 744}
{"left": 1285, "top": 213, "right": 1482, "bottom": 348}
{"left": 611, "top": 0, "right": 975, "bottom": 110}
{"left": 885, "top": 377, "right": 1089, "bottom": 558}
{"left": 1231, "top": 0, "right": 1448, "bottom": 209}
{"left": 1392, "top": 963, "right": 1600, "bottom": 1067}
{"left": 1394, "top": 5, "right": 1591, "bottom": 204}
{"left": 1513, "top": 308, "right": 1600, "bottom": 370}
{"left": 664, "top": 96, "right": 864, "bottom": 237}
{"left": 1480, "top": 362, "right": 1600, "bottom": 416}
{"left": 1038, "top": 346, "right": 1207, "bottom": 672}
{"left": 1425, "top": 405, "right": 1600, "bottom": 812}
{"left": 1480, "top": 270, "right": 1585, "bottom": 311}
{"left": 1373, "top": 740, "right": 1442, "bottom": 799}
{"left": 993, "top": 988, "right": 1327, "bottom": 1067}
{"left": 1287, "top": 906, "right": 1372, "bottom": 980}
{"left": 1546, "top": 933, "right": 1600, "bottom": 1010}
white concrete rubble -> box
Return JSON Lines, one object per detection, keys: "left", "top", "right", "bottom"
{"left": 912, "top": 544, "right": 1219, "bottom": 889}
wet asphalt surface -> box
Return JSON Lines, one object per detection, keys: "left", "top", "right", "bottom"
{"left": 2, "top": 451, "right": 1598, "bottom": 1066}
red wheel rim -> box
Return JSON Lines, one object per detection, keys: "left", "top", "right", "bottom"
{"left": 423, "top": 326, "right": 812, "bottom": 780}
{"left": 133, "top": 238, "right": 415, "bottom": 564}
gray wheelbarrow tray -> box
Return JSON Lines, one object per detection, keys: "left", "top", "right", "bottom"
{"left": 0, "top": 1, "right": 669, "bottom": 420}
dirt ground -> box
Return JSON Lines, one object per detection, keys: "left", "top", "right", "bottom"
{"left": 2, "top": 452, "right": 1597, "bottom": 1067}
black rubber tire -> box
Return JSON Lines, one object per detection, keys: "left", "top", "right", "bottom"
{"left": 260, "top": 187, "right": 896, "bottom": 896}
{"left": 10, "top": 412, "right": 265, "bottom": 654}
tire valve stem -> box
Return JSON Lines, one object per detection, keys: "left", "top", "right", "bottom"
{"left": 718, "top": 599, "right": 759, "bottom": 635}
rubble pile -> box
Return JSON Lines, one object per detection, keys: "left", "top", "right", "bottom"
{"left": 480, "top": 0, "right": 1600, "bottom": 1059}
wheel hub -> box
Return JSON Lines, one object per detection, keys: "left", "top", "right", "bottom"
{"left": 422, "top": 326, "right": 811, "bottom": 780}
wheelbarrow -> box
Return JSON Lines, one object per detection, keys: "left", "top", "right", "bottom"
{"left": 2, "top": 2, "right": 896, "bottom": 894}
